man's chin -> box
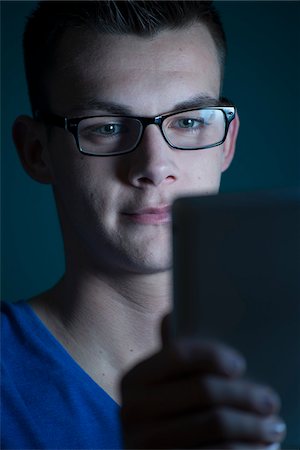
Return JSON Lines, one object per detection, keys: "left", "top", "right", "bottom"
{"left": 131, "top": 262, "right": 173, "bottom": 276}
{"left": 124, "top": 252, "right": 173, "bottom": 275}
{"left": 91, "top": 245, "right": 173, "bottom": 276}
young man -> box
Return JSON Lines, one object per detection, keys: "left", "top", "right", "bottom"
{"left": 2, "top": 1, "right": 286, "bottom": 448}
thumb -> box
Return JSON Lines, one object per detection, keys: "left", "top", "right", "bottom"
{"left": 160, "top": 312, "right": 173, "bottom": 347}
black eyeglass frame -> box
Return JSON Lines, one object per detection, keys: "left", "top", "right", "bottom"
{"left": 35, "top": 105, "right": 236, "bottom": 157}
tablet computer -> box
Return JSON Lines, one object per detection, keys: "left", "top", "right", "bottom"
{"left": 172, "top": 188, "right": 300, "bottom": 448}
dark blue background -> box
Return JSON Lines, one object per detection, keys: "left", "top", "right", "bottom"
{"left": 1, "top": 1, "right": 300, "bottom": 301}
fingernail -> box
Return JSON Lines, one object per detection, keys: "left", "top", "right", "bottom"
{"left": 266, "top": 420, "right": 286, "bottom": 440}
{"left": 265, "top": 444, "right": 280, "bottom": 450}
{"left": 261, "top": 393, "right": 279, "bottom": 413}
{"left": 227, "top": 355, "right": 246, "bottom": 375}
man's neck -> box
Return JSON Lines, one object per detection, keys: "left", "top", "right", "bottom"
{"left": 29, "top": 268, "right": 171, "bottom": 403}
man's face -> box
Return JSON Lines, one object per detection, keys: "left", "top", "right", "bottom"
{"left": 43, "top": 23, "right": 236, "bottom": 274}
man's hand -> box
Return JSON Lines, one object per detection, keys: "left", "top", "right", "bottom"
{"left": 120, "top": 315, "right": 286, "bottom": 449}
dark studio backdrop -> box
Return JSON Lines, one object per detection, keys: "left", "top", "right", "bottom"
{"left": 1, "top": 1, "right": 300, "bottom": 302}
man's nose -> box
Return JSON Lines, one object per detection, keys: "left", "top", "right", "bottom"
{"left": 126, "top": 125, "right": 179, "bottom": 188}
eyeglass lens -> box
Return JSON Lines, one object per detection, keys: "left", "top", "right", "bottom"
{"left": 78, "top": 109, "right": 226, "bottom": 155}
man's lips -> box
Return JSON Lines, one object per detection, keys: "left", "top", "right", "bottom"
{"left": 122, "top": 205, "right": 172, "bottom": 225}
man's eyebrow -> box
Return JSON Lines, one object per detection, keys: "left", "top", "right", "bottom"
{"left": 76, "top": 99, "right": 133, "bottom": 115}
{"left": 71, "top": 94, "right": 220, "bottom": 116}
{"left": 172, "top": 95, "right": 221, "bottom": 111}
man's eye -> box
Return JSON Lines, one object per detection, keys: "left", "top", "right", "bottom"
{"left": 177, "top": 118, "right": 204, "bottom": 129}
{"left": 90, "top": 123, "right": 124, "bottom": 135}
{"left": 171, "top": 117, "right": 209, "bottom": 131}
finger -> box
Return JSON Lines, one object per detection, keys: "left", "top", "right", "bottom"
{"left": 160, "top": 312, "right": 172, "bottom": 346}
{"left": 123, "top": 410, "right": 286, "bottom": 449}
{"left": 196, "top": 377, "right": 281, "bottom": 415}
{"left": 122, "top": 376, "right": 281, "bottom": 421}
{"left": 198, "top": 411, "right": 286, "bottom": 445}
{"left": 121, "top": 339, "right": 246, "bottom": 390}
{"left": 202, "top": 442, "right": 280, "bottom": 449}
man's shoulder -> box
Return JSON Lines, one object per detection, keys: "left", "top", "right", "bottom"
{"left": 1, "top": 300, "right": 32, "bottom": 341}
{"left": 1, "top": 300, "right": 37, "bottom": 372}
{"left": 1, "top": 302, "right": 123, "bottom": 450}
{"left": 1, "top": 300, "right": 28, "bottom": 337}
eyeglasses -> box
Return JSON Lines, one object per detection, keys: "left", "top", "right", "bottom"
{"left": 36, "top": 105, "right": 236, "bottom": 157}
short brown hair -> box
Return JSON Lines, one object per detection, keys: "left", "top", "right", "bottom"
{"left": 23, "top": 1, "right": 227, "bottom": 114}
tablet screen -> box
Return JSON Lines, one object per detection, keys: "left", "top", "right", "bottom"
{"left": 172, "top": 188, "right": 300, "bottom": 447}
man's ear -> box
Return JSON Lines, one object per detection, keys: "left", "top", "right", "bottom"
{"left": 12, "top": 115, "right": 53, "bottom": 184}
{"left": 221, "top": 112, "right": 240, "bottom": 172}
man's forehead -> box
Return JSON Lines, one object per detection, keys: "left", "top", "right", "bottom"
{"left": 53, "top": 23, "right": 219, "bottom": 70}
{"left": 47, "top": 23, "right": 221, "bottom": 115}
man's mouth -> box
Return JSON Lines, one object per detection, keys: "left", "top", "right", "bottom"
{"left": 122, "top": 205, "right": 172, "bottom": 225}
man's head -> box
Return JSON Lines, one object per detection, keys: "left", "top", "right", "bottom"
{"left": 14, "top": 1, "right": 239, "bottom": 276}
{"left": 23, "top": 0, "right": 227, "bottom": 115}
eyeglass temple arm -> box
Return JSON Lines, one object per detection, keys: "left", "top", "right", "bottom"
{"left": 34, "top": 111, "right": 67, "bottom": 130}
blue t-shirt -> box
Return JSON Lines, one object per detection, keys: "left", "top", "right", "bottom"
{"left": 1, "top": 300, "right": 123, "bottom": 449}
